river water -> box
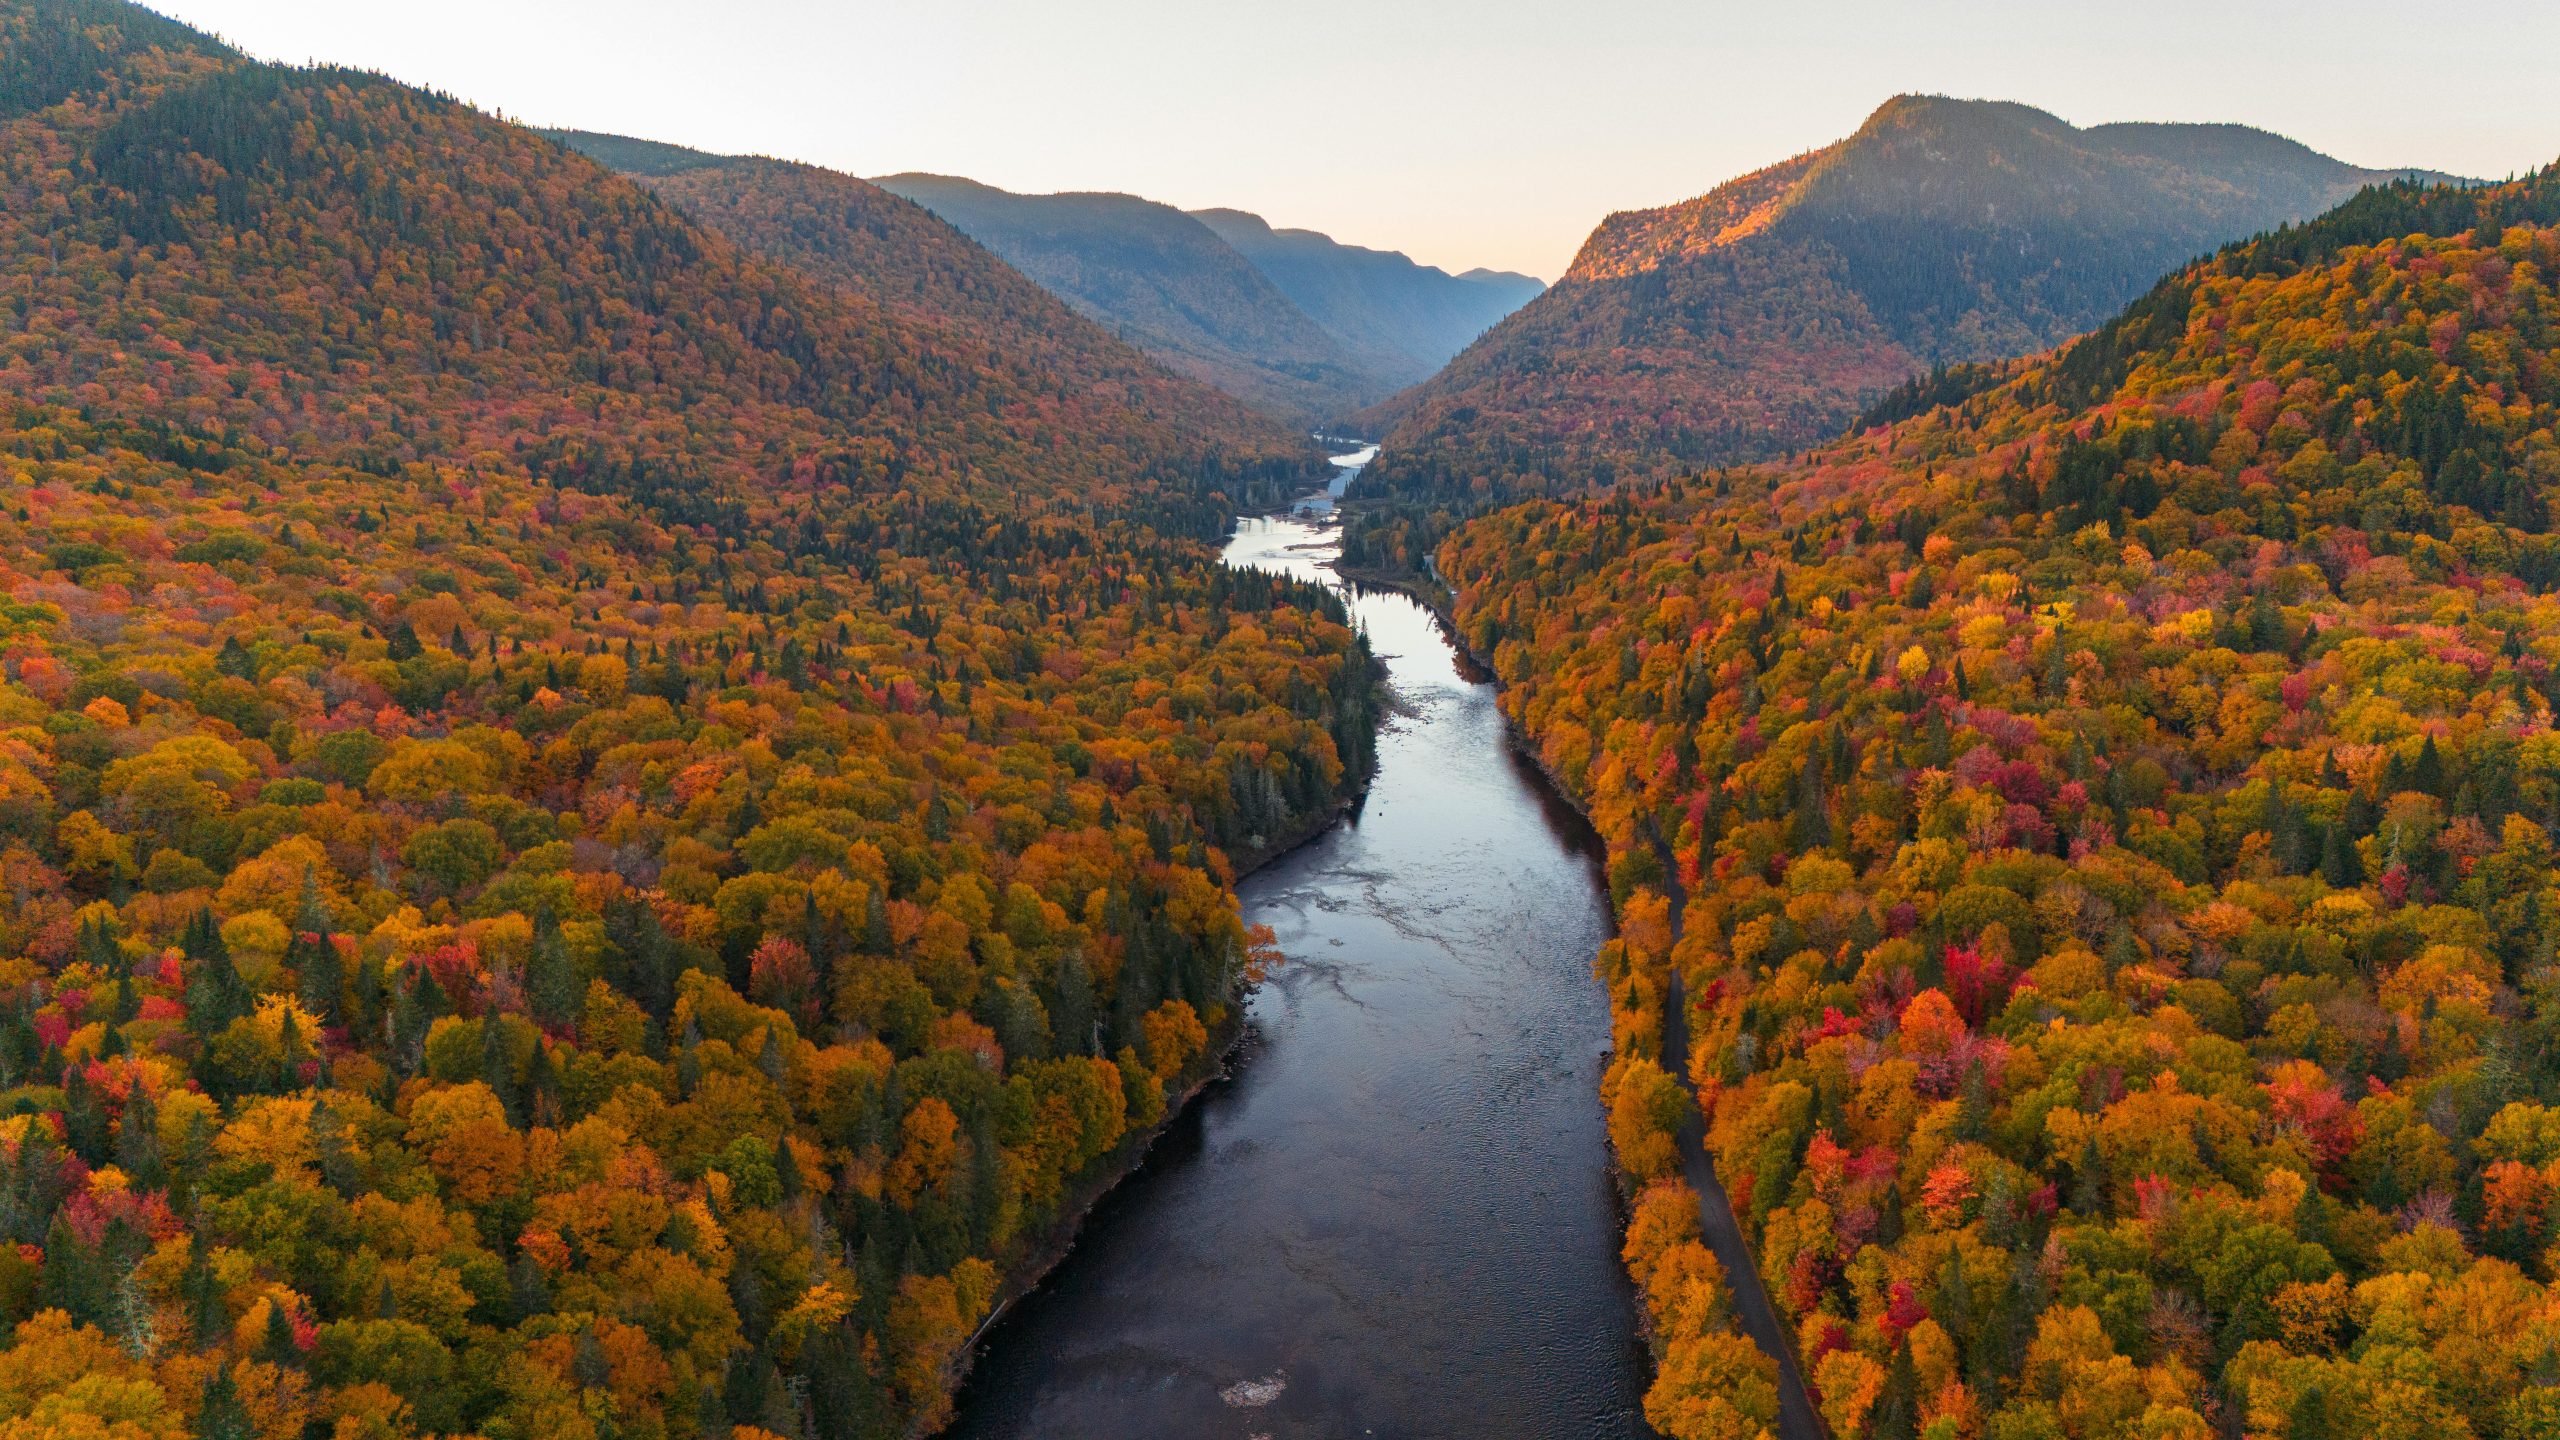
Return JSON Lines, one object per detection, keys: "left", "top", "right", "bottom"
{"left": 946, "top": 450, "right": 1653, "bottom": 1439}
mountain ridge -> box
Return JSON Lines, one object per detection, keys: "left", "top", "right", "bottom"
{"left": 1186, "top": 204, "right": 1543, "bottom": 385}
{"left": 537, "top": 129, "right": 1317, "bottom": 490}
{"left": 541, "top": 132, "right": 1544, "bottom": 429}
{"left": 1344, "top": 94, "right": 2466, "bottom": 572}
{"left": 871, "top": 171, "right": 1397, "bottom": 426}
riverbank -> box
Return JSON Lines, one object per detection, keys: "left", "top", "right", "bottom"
{"left": 934, "top": 694, "right": 1384, "bottom": 1431}
{"left": 945, "top": 489, "right": 1650, "bottom": 1438}
{"left": 1411, "top": 561, "right": 1827, "bottom": 1440}
{"left": 936, "top": 1013, "right": 1241, "bottom": 1431}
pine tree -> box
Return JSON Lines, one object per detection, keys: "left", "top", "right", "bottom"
{"left": 116, "top": 1083, "right": 164, "bottom": 1189}
{"left": 289, "top": 870, "right": 342, "bottom": 1025}
{"left": 1790, "top": 745, "right": 1832, "bottom": 853}
{"left": 182, "top": 1249, "right": 226, "bottom": 1351}
{"left": 183, "top": 908, "right": 248, "bottom": 1036}
{"left": 2414, "top": 734, "right": 2448, "bottom": 799}
{"left": 509, "top": 1252, "right": 553, "bottom": 1322}
{"left": 261, "top": 1298, "right": 300, "bottom": 1365}
{"left": 2272, "top": 793, "right": 2312, "bottom": 875}
{"left": 480, "top": 1015, "right": 519, "bottom": 1123}
{"left": 273, "top": 1006, "right": 308, "bottom": 1092}
{"left": 862, "top": 889, "right": 891, "bottom": 955}
{"left": 60, "top": 1064, "right": 110, "bottom": 1165}
{"left": 311, "top": 1097, "right": 359, "bottom": 1196}
{"left": 389, "top": 970, "right": 429, "bottom": 1076}
{"left": 196, "top": 1366, "right": 254, "bottom": 1440}
{"left": 1872, "top": 1338, "right": 1920, "bottom": 1440}
{"left": 2071, "top": 1136, "right": 2107, "bottom": 1215}
{"left": 527, "top": 901, "right": 580, "bottom": 1031}
{"left": 2319, "top": 824, "right": 2364, "bottom": 888}
{"left": 39, "top": 1213, "right": 107, "bottom": 1326}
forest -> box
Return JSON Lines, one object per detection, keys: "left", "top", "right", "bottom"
{"left": 0, "top": 3, "right": 1381, "bottom": 1437}
{"left": 1444, "top": 164, "right": 2560, "bottom": 1439}
{"left": 14, "top": 1, "right": 2560, "bottom": 1436}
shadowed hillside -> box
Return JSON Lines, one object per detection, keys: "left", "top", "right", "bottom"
{"left": 873, "top": 173, "right": 1395, "bottom": 426}
{"left": 1188, "top": 206, "right": 1540, "bottom": 386}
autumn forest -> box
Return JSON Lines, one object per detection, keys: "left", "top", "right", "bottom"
{"left": 0, "top": 1, "right": 2555, "bottom": 1438}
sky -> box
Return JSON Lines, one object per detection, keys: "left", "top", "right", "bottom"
{"left": 150, "top": 0, "right": 2560, "bottom": 281}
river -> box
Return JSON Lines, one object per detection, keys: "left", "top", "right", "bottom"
{"left": 945, "top": 449, "right": 1656, "bottom": 1438}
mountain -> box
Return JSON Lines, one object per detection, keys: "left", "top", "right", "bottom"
{"left": 0, "top": 5, "right": 1379, "bottom": 1438}
{"left": 871, "top": 173, "right": 1393, "bottom": 426}
{"left": 1348, "top": 95, "right": 2460, "bottom": 564}
{"left": 0, "top": 45, "right": 1321, "bottom": 517}
{"left": 1438, "top": 164, "right": 2560, "bottom": 1440}
{"left": 1187, "top": 206, "right": 1542, "bottom": 385}
{"left": 541, "top": 129, "right": 1310, "bottom": 473}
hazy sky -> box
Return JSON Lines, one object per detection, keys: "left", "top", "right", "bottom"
{"left": 152, "top": 0, "right": 2560, "bottom": 280}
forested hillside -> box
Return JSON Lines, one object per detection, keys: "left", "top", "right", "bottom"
{"left": 1348, "top": 96, "right": 2451, "bottom": 576}
{"left": 0, "top": 56, "right": 1321, "bottom": 518}
{"left": 1186, "top": 207, "right": 1541, "bottom": 387}
{"left": 542, "top": 131, "right": 1306, "bottom": 473}
{"left": 566, "top": 150, "right": 1544, "bottom": 433}
{"left": 870, "top": 174, "right": 1395, "bottom": 427}
{"left": 0, "top": 6, "right": 1379, "bottom": 1439}
{"left": 1443, "top": 165, "right": 2560, "bottom": 1439}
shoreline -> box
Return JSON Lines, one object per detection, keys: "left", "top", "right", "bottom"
{"left": 1413, "top": 557, "right": 1831, "bottom": 1440}
{"left": 931, "top": 782, "right": 1372, "bottom": 1435}
{"left": 930, "top": 507, "right": 1386, "bottom": 1433}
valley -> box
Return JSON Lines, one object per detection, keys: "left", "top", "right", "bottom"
{"left": 0, "top": 6, "right": 2555, "bottom": 1440}
{"left": 950, "top": 452, "right": 1653, "bottom": 1437}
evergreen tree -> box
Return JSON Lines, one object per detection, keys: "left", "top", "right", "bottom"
{"left": 183, "top": 908, "right": 249, "bottom": 1037}
{"left": 2414, "top": 734, "right": 2449, "bottom": 799}
{"left": 509, "top": 1252, "right": 553, "bottom": 1323}
{"left": 2319, "top": 824, "right": 2365, "bottom": 888}
{"left": 60, "top": 1064, "right": 110, "bottom": 1165}
{"left": 480, "top": 1015, "right": 519, "bottom": 1123}
{"left": 527, "top": 901, "right": 581, "bottom": 1031}
{"left": 115, "top": 1083, "right": 164, "bottom": 1189}
{"left": 1872, "top": 1339, "right": 1920, "bottom": 1440}
{"left": 289, "top": 870, "right": 342, "bottom": 1025}
{"left": 196, "top": 1366, "right": 254, "bottom": 1440}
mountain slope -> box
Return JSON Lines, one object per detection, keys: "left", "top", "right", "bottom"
{"left": 871, "top": 173, "right": 1394, "bottom": 426}
{"left": 0, "top": 53, "right": 1325, "bottom": 521}
{"left": 542, "top": 129, "right": 1312, "bottom": 482}
{"left": 0, "top": 7, "right": 1378, "bottom": 1440}
{"left": 1188, "top": 206, "right": 1541, "bottom": 386}
{"left": 1350, "top": 95, "right": 2458, "bottom": 559}
{"left": 1441, "top": 164, "right": 2560, "bottom": 1440}
{"left": 1, "top": 65, "right": 1322, "bottom": 520}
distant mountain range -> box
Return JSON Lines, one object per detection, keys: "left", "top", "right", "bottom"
{"left": 545, "top": 134, "right": 1541, "bottom": 429}
{"left": 867, "top": 174, "right": 1384, "bottom": 426}
{"left": 1185, "top": 208, "right": 1543, "bottom": 386}
{"left": 869, "top": 175, "right": 1541, "bottom": 426}
{"left": 1350, "top": 95, "right": 2463, "bottom": 523}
